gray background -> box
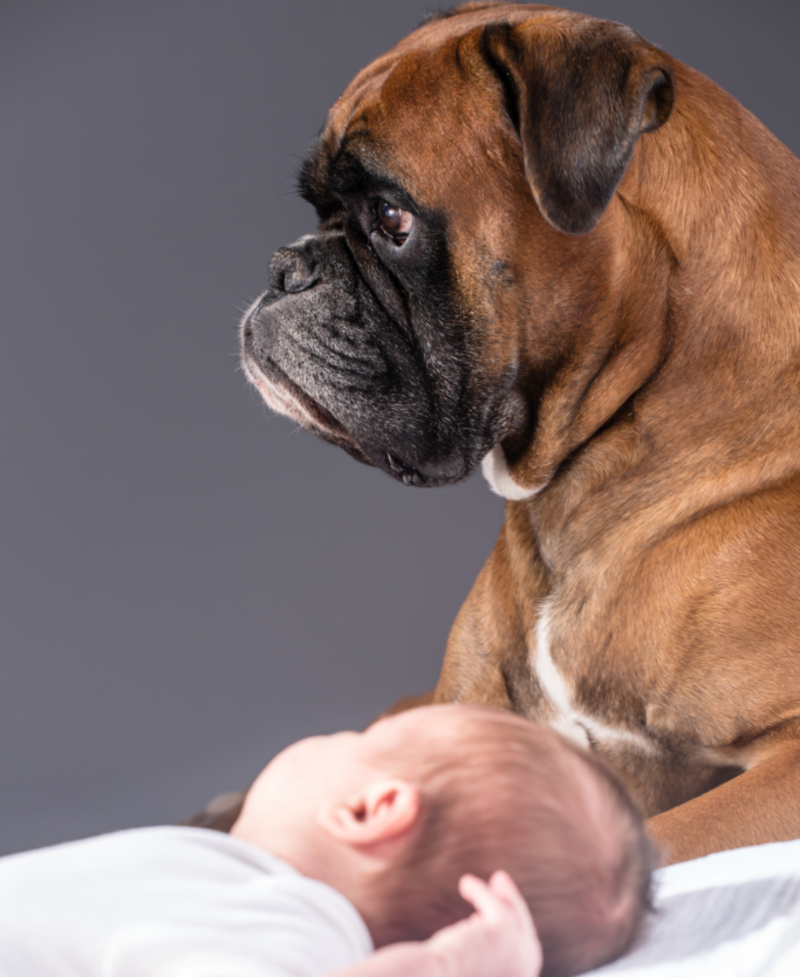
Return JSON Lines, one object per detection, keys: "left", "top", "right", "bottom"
{"left": 2, "top": 0, "right": 798, "bottom": 857}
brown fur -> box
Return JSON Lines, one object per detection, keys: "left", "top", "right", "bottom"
{"left": 317, "top": 3, "right": 800, "bottom": 865}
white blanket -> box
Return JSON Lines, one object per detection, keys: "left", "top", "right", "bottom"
{"left": 586, "top": 840, "right": 800, "bottom": 976}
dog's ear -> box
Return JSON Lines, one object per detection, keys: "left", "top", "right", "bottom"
{"left": 481, "top": 20, "right": 674, "bottom": 234}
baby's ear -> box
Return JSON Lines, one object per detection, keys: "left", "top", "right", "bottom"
{"left": 320, "top": 780, "right": 421, "bottom": 848}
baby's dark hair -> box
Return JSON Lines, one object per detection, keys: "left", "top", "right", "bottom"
{"left": 370, "top": 708, "right": 654, "bottom": 977}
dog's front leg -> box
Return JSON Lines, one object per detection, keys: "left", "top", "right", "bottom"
{"left": 433, "top": 518, "right": 549, "bottom": 715}
{"left": 646, "top": 736, "right": 800, "bottom": 864}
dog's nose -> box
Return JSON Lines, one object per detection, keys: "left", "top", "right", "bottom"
{"left": 268, "top": 246, "right": 319, "bottom": 294}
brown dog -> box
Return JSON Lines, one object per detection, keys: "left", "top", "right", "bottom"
{"left": 240, "top": 3, "right": 800, "bottom": 864}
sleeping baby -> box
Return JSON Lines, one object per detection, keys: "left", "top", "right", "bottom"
{"left": 0, "top": 704, "right": 653, "bottom": 977}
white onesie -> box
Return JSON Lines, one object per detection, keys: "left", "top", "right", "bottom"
{"left": 0, "top": 825, "right": 373, "bottom": 977}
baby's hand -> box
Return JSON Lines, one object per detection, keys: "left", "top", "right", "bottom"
{"left": 426, "top": 870, "right": 542, "bottom": 977}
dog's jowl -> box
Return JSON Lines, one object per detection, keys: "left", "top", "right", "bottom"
{"left": 240, "top": 3, "right": 800, "bottom": 864}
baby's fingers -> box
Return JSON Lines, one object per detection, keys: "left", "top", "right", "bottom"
{"left": 458, "top": 873, "right": 503, "bottom": 923}
{"left": 489, "top": 871, "right": 539, "bottom": 936}
{"left": 489, "top": 870, "right": 531, "bottom": 912}
{"left": 460, "top": 871, "right": 527, "bottom": 914}
{"left": 456, "top": 871, "right": 543, "bottom": 977}
{"left": 458, "top": 871, "right": 531, "bottom": 927}
{"left": 460, "top": 872, "right": 539, "bottom": 937}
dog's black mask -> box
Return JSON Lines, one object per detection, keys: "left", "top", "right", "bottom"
{"left": 241, "top": 170, "right": 513, "bottom": 487}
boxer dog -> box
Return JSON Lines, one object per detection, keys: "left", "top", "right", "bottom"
{"left": 239, "top": 3, "right": 800, "bottom": 864}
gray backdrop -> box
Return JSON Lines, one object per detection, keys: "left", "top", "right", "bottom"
{"left": 2, "top": 1, "right": 799, "bottom": 856}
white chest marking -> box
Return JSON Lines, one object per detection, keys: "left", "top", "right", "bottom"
{"left": 533, "top": 602, "right": 657, "bottom": 756}
{"left": 481, "top": 445, "right": 547, "bottom": 501}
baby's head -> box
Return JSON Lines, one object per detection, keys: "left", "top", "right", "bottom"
{"left": 232, "top": 704, "right": 653, "bottom": 977}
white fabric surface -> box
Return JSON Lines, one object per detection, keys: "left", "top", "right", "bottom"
{"left": 586, "top": 839, "right": 800, "bottom": 976}
{"left": 0, "top": 825, "right": 373, "bottom": 977}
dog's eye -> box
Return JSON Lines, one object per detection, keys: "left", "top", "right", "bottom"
{"left": 376, "top": 200, "right": 413, "bottom": 244}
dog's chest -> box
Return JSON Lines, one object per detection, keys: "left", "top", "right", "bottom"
{"left": 531, "top": 600, "right": 657, "bottom": 757}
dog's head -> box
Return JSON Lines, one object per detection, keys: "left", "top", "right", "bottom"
{"left": 240, "top": 3, "right": 674, "bottom": 490}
